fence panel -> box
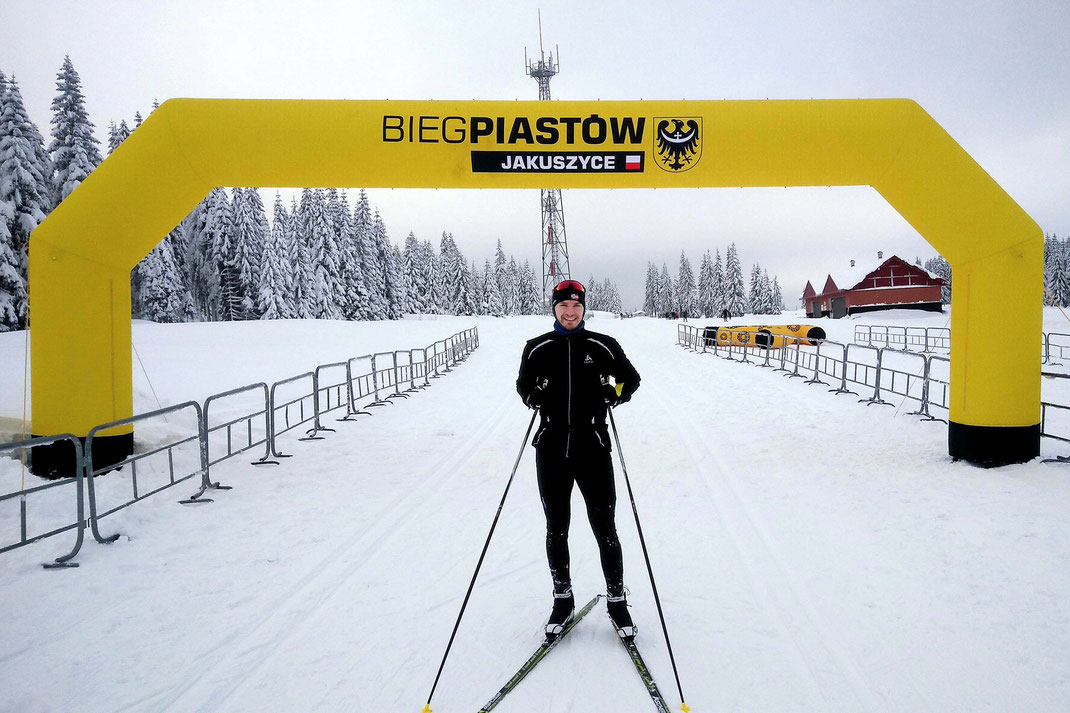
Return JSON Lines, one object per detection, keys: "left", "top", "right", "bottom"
{"left": 0, "top": 435, "right": 87, "bottom": 567}
{"left": 853, "top": 325, "right": 951, "bottom": 353}
{"left": 878, "top": 348, "right": 929, "bottom": 405}
{"left": 1044, "top": 333, "right": 1070, "bottom": 367}
{"left": 268, "top": 372, "right": 316, "bottom": 456}
{"left": 204, "top": 382, "right": 272, "bottom": 470}
{"left": 85, "top": 402, "right": 205, "bottom": 537}
{"left": 315, "top": 361, "right": 352, "bottom": 423}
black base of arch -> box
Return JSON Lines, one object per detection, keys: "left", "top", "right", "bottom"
{"left": 949, "top": 422, "right": 1039, "bottom": 468}
{"left": 30, "top": 432, "right": 134, "bottom": 479}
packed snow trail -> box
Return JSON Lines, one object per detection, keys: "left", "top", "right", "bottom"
{"left": 2, "top": 314, "right": 1070, "bottom": 713}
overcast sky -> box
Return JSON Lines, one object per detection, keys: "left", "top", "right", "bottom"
{"left": 2, "top": 0, "right": 1068, "bottom": 308}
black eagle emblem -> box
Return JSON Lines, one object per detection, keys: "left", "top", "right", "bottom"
{"left": 655, "top": 119, "right": 700, "bottom": 172}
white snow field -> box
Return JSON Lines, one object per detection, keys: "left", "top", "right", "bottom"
{"left": 2, "top": 311, "right": 1070, "bottom": 713}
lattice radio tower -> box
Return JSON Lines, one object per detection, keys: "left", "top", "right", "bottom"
{"left": 526, "top": 11, "right": 570, "bottom": 307}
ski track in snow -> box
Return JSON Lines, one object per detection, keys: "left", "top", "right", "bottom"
{"left": 4, "top": 313, "right": 1070, "bottom": 713}
{"left": 128, "top": 382, "right": 519, "bottom": 713}
{"left": 647, "top": 365, "right": 889, "bottom": 713}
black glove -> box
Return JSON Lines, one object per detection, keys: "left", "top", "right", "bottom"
{"left": 601, "top": 382, "right": 621, "bottom": 407}
{"left": 525, "top": 379, "right": 549, "bottom": 409}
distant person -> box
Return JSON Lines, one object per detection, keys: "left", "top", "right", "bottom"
{"left": 516, "top": 279, "right": 642, "bottom": 641}
{"left": 721, "top": 308, "right": 730, "bottom": 321}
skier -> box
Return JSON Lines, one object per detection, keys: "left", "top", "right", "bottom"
{"left": 516, "top": 279, "right": 642, "bottom": 640}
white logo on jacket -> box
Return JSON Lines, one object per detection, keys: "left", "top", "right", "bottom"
{"left": 583, "top": 354, "right": 594, "bottom": 364}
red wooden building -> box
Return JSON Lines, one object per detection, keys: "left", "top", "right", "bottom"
{"left": 803, "top": 254, "right": 945, "bottom": 318}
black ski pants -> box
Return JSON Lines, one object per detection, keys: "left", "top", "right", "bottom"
{"left": 535, "top": 442, "right": 624, "bottom": 597}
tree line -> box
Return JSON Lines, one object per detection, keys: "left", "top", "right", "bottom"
{"left": 132, "top": 184, "right": 550, "bottom": 324}
{"left": 644, "top": 244, "right": 784, "bottom": 318}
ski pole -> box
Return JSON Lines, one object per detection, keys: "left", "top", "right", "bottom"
{"left": 608, "top": 407, "right": 690, "bottom": 713}
{"left": 422, "top": 409, "right": 538, "bottom": 713}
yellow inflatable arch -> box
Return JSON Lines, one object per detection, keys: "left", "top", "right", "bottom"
{"left": 29, "top": 99, "right": 1041, "bottom": 470}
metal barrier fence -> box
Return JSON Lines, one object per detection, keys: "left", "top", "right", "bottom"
{"left": 1043, "top": 333, "right": 1070, "bottom": 366}
{"left": 0, "top": 434, "right": 87, "bottom": 568}
{"left": 0, "top": 326, "right": 478, "bottom": 568}
{"left": 680, "top": 323, "right": 1070, "bottom": 455}
{"left": 852, "top": 324, "right": 951, "bottom": 352}
{"left": 855, "top": 325, "right": 1070, "bottom": 372}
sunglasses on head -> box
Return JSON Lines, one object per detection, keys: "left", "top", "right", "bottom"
{"left": 554, "top": 280, "right": 585, "bottom": 292}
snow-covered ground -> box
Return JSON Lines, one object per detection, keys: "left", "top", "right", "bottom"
{"left": 2, "top": 310, "right": 1070, "bottom": 713}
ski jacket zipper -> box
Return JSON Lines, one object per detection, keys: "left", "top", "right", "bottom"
{"left": 566, "top": 339, "right": 572, "bottom": 458}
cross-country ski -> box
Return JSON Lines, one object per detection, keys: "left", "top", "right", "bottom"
{"left": 478, "top": 594, "right": 602, "bottom": 713}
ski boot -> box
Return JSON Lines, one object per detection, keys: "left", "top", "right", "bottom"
{"left": 607, "top": 593, "right": 637, "bottom": 641}
{"left": 545, "top": 588, "right": 575, "bottom": 639}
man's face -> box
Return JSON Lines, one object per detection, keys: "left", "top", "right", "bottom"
{"left": 554, "top": 299, "right": 584, "bottom": 330}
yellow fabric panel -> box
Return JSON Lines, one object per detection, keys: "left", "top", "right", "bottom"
{"left": 28, "top": 98, "right": 1042, "bottom": 437}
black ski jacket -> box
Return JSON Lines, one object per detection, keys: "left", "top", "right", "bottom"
{"left": 516, "top": 327, "right": 640, "bottom": 453}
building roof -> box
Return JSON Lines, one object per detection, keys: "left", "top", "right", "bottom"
{"left": 819, "top": 255, "right": 943, "bottom": 296}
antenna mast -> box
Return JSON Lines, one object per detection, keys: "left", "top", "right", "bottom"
{"left": 526, "top": 10, "right": 570, "bottom": 307}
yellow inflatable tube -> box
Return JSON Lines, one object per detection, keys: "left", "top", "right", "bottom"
{"left": 703, "top": 324, "right": 827, "bottom": 349}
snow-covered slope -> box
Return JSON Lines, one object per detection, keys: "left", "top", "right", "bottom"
{"left": 2, "top": 312, "right": 1069, "bottom": 713}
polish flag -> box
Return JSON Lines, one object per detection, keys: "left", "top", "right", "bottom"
{"left": 625, "top": 154, "right": 642, "bottom": 171}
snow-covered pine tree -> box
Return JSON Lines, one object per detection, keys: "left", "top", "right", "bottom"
{"left": 494, "top": 239, "right": 508, "bottom": 309}
{"left": 446, "top": 234, "right": 469, "bottom": 316}
{"left": 325, "top": 189, "right": 354, "bottom": 316}
{"left": 0, "top": 74, "right": 52, "bottom": 329}
{"left": 106, "top": 122, "right": 119, "bottom": 153}
{"left": 214, "top": 189, "right": 245, "bottom": 321}
{"left": 403, "top": 232, "right": 426, "bottom": 313}
{"left": 712, "top": 248, "right": 725, "bottom": 317}
{"left": 505, "top": 257, "right": 521, "bottom": 315}
{"left": 1053, "top": 235, "right": 1070, "bottom": 308}
{"left": 248, "top": 189, "right": 271, "bottom": 310}
{"left": 482, "top": 257, "right": 504, "bottom": 316}
{"left": 697, "top": 250, "right": 715, "bottom": 317}
{"left": 303, "top": 189, "right": 343, "bottom": 319}
{"left": 419, "top": 239, "right": 439, "bottom": 314}
{"left": 747, "top": 264, "right": 762, "bottom": 315}
{"left": 333, "top": 191, "right": 366, "bottom": 320}
{"left": 643, "top": 262, "right": 657, "bottom": 315}
{"left": 230, "top": 187, "right": 270, "bottom": 319}
{"left": 924, "top": 255, "right": 952, "bottom": 305}
{"left": 288, "top": 194, "right": 313, "bottom": 319}
{"left": 135, "top": 232, "right": 189, "bottom": 322}
{"left": 658, "top": 262, "right": 674, "bottom": 316}
{"left": 438, "top": 232, "right": 460, "bottom": 315}
{"left": 0, "top": 73, "right": 23, "bottom": 327}
{"left": 586, "top": 274, "right": 600, "bottom": 311}
{"left": 107, "top": 120, "right": 130, "bottom": 155}
{"left": 185, "top": 188, "right": 229, "bottom": 319}
{"left": 724, "top": 243, "right": 747, "bottom": 317}
{"left": 48, "top": 55, "right": 102, "bottom": 206}
{"left": 1044, "top": 234, "right": 1057, "bottom": 306}
{"left": 770, "top": 275, "right": 784, "bottom": 314}
{"left": 410, "top": 239, "right": 426, "bottom": 314}
{"left": 372, "top": 209, "right": 404, "bottom": 319}
{"left": 520, "top": 260, "right": 541, "bottom": 314}
{"left": 601, "top": 278, "right": 622, "bottom": 313}
{"left": 0, "top": 225, "right": 23, "bottom": 331}
{"left": 471, "top": 260, "right": 484, "bottom": 315}
{"left": 759, "top": 269, "right": 773, "bottom": 315}
{"left": 353, "top": 193, "right": 385, "bottom": 319}
{"left": 383, "top": 239, "right": 407, "bottom": 319}
{"left": 456, "top": 255, "right": 475, "bottom": 316}
{"left": 676, "top": 251, "right": 696, "bottom": 317}
{"left": 258, "top": 195, "right": 293, "bottom": 319}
